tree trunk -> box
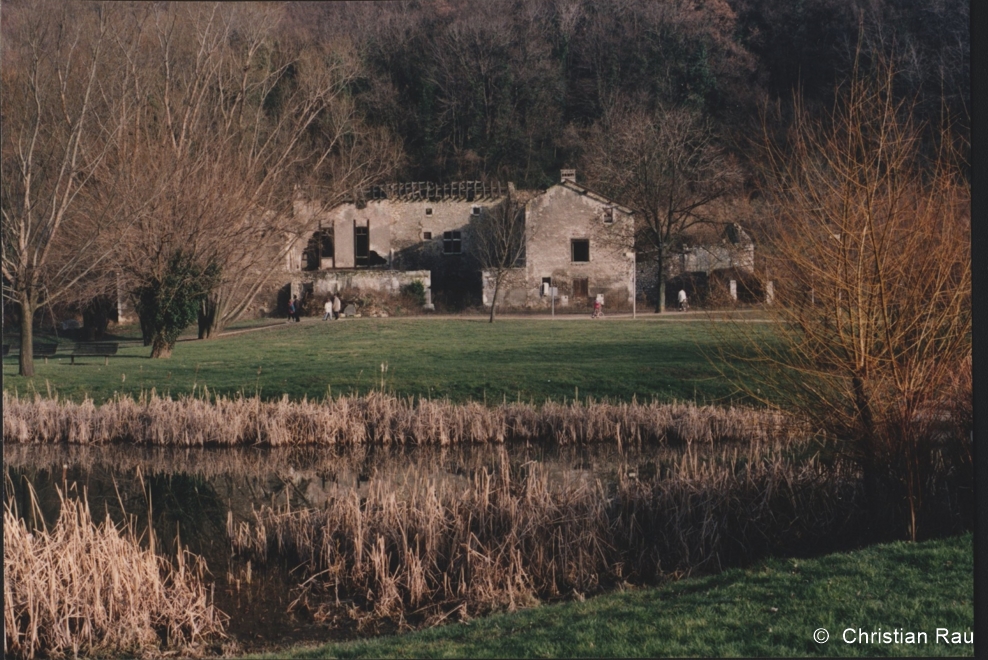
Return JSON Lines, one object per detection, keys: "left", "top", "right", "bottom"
{"left": 488, "top": 277, "right": 501, "bottom": 323}
{"left": 852, "top": 374, "right": 886, "bottom": 536}
{"left": 150, "top": 333, "right": 173, "bottom": 358}
{"left": 655, "top": 249, "right": 666, "bottom": 313}
{"left": 139, "top": 310, "right": 154, "bottom": 346}
{"left": 18, "top": 293, "right": 36, "bottom": 377}
{"left": 198, "top": 292, "right": 222, "bottom": 339}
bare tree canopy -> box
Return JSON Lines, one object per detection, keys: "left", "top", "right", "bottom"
{"left": 1, "top": 1, "right": 137, "bottom": 376}
{"left": 99, "top": 2, "right": 402, "bottom": 351}
{"left": 582, "top": 100, "right": 743, "bottom": 311}
{"left": 473, "top": 191, "right": 527, "bottom": 323}
{"left": 728, "top": 53, "right": 971, "bottom": 541}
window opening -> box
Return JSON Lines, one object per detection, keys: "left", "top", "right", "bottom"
{"left": 603, "top": 207, "right": 614, "bottom": 223}
{"left": 573, "top": 278, "right": 589, "bottom": 299}
{"left": 423, "top": 231, "right": 432, "bottom": 240}
{"left": 426, "top": 207, "right": 433, "bottom": 215}
{"left": 355, "top": 226, "right": 370, "bottom": 266}
{"left": 472, "top": 206, "right": 481, "bottom": 215}
{"left": 443, "top": 230, "right": 462, "bottom": 254}
{"left": 571, "top": 239, "right": 590, "bottom": 262}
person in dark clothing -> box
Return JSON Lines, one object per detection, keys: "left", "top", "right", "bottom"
{"left": 290, "top": 295, "right": 301, "bottom": 322}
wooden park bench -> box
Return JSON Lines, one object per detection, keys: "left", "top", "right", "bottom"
{"left": 33, "top": 343, "right": 58, "bottom": 364}
{"left": 70, "top": 342, "right": 118, "bottom": 365}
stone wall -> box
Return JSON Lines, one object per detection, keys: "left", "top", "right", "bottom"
{"left": 510, "top": 183, "right": 635, "bottom": 308}
{"left": 294, "top": 196, "right": 505, "bottom": 307}
{"left": 292, "top": 179, "right": 636, "bottom": 311}
{"left": 666, "top": 243, "right": 755, "bottom": 279}
{"left": 307, "top": 269, "right": 431, "bottom": 297}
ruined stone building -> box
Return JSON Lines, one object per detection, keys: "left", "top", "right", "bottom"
{"left": 289, "top": 171, "right": 636, "bottom": 310}
{"left": 635, "top": 222, "right": 758, "bottom": 305}
{"left": 667, "top": 223, "right": 754, "bottom": 278}
{"left": 485, "top": 170, "right": 635, "bottom": 308}
{"left": 289, "top": 181, "right": 512, "bottom": 307}
{"left": 287, "top": 170, "right": 758, "bottom": 312}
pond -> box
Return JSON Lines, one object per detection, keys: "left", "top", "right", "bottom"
{"left": 5, "top": 441, "right": 695, "bottom": 649}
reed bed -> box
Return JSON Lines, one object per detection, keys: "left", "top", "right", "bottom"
{"left": 228, "top": 446, "right": 862, "bottom": 630}
{"left": 3, "top": 489, "right": 227, "bottom": 659}
{"left": 2, "top": 390, "right": 801, "bottom": 447}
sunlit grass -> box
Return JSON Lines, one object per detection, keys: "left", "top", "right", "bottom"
{"left": 3, "top": 317, "right": 769, "bottom": 405}
{"left": 245, "top": 533, "right": 973, "bottom": 658}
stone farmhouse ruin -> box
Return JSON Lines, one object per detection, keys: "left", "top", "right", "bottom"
{"left": 284, "top": 170, "right": 757, "bottom": 312}
{"left": 636, "top": 221, "right": 759, "bottom": 306}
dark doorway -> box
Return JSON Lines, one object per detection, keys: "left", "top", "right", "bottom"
{"left": 355, "top": 226, "right": 369, "bottom": 267}
{"left": 573, "top": 278, "right": 589, "bottom": 299}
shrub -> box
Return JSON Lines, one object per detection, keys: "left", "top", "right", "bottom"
{"left": 400, "top": 280, "right": 426, "bottom": 307}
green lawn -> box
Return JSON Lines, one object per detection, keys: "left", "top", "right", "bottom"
{"left": 246, "top": 533, "right": 973, "bottom": 658}
{"left": 3, "top": 317, "right": 761, "bottom": 405}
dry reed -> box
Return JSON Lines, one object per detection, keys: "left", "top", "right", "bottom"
{"left": 3, "top": 487, "right": 227, "bottom": 659}
{"left": 2, "top": 390, "right": 801, "bottom": 448}
{"left": 228, "top": 445, "right": 861, "bottom": 629}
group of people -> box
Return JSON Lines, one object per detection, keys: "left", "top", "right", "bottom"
{"left": 286, "top": 293, "right": 342, "bottom": 322}
{"left": 322, "top": 294, "right": 342, "bottom": 321}
{"left": 589, "top": 290, "right": 688, "bottom": 317}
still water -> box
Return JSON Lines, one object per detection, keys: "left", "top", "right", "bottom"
{"left": 5, "top": 441, "right": 677, "bottom": 647}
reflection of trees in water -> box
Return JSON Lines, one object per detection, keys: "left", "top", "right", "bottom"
{"left": 6, "top": 436, "right": 810, "bottom": 519}
{"left": 4, "top": 463, "right": 226, "bottom": 561}
{"left": 6, "top": 436, "right": 831, "bottom": 646}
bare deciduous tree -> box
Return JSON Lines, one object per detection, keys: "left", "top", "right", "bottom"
{"left": 104, "top": 2, "right": 401, "bottom": 353}
{"left": 729, "top": 55, "right": 971, "bottom": 541}
{"left": 1, "top": 1, "right": 135, "bottom": 376}
{"left": 474, "top": 191, "right": 527, "bottom": 323}
{"left": 582, "top": 100, "right": 742, "bottom": 312}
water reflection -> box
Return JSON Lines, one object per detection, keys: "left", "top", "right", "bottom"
{"left": 6, "top": 441, "right": 686, "bottom": 647}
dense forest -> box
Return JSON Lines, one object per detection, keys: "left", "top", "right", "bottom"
{"left": 283, "top": 0, "right": 969, "bottom": 187}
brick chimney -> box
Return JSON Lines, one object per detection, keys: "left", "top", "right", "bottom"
{"left": 560, "top": 169, "right": 576, "bottom": 183}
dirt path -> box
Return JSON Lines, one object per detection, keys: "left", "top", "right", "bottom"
{"left": 207, "top": 309, "right": 775, "bottom": 339}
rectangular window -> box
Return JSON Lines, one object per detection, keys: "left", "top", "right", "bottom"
{"left": 426, "top": 207, "right": 433, "bottom": 215}
{"left": 571, "top": 239, "right": 590, "bottom": 262}
{"left": 573, "top": 278, "right": 589, "bottom": 299}
{"left": 603, "top": 207, "right": 614, "bottom": 223}
{"left": 472, "top": 206, "right": 481, "bottom": 215}
{"left": 443, "top": 230, "right": 462, "bottom": 254}
{"left": 423, "top": 231, "right": 432, "bottom": 240}
{"left": 355, "top": 226, "right": 369, "bottom": 266}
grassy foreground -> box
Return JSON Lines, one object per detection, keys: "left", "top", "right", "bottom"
{"left": 2, "top": 316, "right": 759, "bottom": 405}
{"left": 247, "top": 533, "right": 973, "bottom": 659}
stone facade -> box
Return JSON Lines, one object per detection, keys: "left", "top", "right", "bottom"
{"left": 288, "top": 174, "right": 638, "bottom": 310}
{"left": 635, "top": 223, "right": 757, "bottom": 304}
{"left": 484, "top": 181, "right": 635, "bottom": 309}
{"left": 291, "top": 183, "right": 510, "bottom": 307}
{"left": 666, "top": 223, "right": 754, "bottom": 279}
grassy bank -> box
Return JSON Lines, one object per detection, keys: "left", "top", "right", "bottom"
{"left": 246, "top": 533, "right": 973, "bottom": 658}
{"left": 2, "top": 317, "right": 762, "bottom": 405}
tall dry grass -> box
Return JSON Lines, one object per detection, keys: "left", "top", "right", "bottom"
{"left": 2, "top": 390, "right": 800, "bottom": 447}
{"left": 4, "top": 486, "right": 227, "bottom": 659}
{"left": 228, "top": 445, "right": 861, "bottom": 629}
